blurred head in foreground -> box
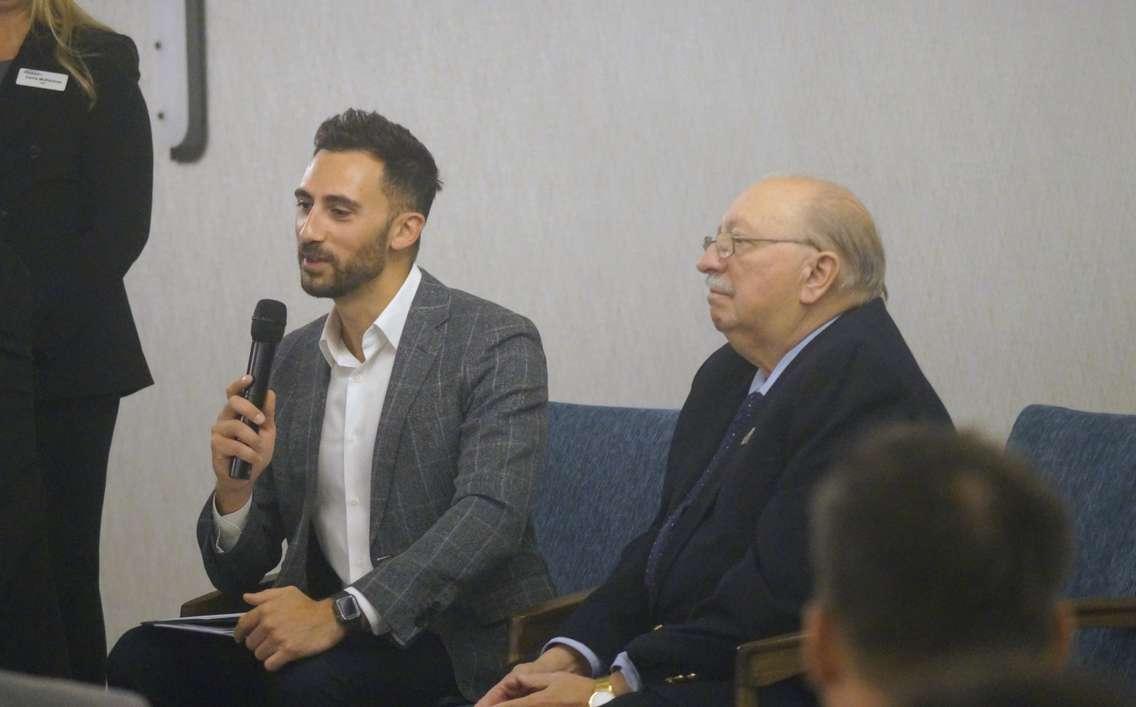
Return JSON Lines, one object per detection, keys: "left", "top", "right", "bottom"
{"left": 803, "top": 426, "right": 1075, "bottom": 707}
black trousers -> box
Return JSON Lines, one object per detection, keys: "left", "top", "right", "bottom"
{"left": 35, "top": 395, "right": 120, "bottom": 684}
{"left": 108, "top": 624, "right": 461, "bottom": 706}
{"left": 0, "top": 482, "right": 70, "bottom": 678}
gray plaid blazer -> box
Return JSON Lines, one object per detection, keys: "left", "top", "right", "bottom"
{"left": 197, "top": 270, "right": 554, "bottom": 699}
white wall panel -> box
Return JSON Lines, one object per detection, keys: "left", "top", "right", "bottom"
{"left": 82, "top": 0, "right": 1136, "bottom": 646}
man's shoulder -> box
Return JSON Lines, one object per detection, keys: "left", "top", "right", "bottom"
{"left": 421, "top": 270, "right": 541, "bottom": 338}
{"left": 788, "top": 298, "right": 948, "bottom": 418}
{"left": 807, "top": 298, "right": 912, "bottom": 369}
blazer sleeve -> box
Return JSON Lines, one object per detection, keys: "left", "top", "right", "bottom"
{"left": 194, "top": 335, "right": 304, "bottom": 595}
{"left": 553, "top": 524, "right": 659, "bottom": 666}
{"left": 552, "top": 348, "right": 744, "bottom": 667}
{"left": 350, "top": 315, "right": 549, "bottom": 646}
{"left": 623, "top": 344, "right": 952, "bottom": 684}
{"left": 195, "top": 464, "right": 288, "bottom": 595}
{"left": 76, "top": 33, "right": 153, "bottom": 284}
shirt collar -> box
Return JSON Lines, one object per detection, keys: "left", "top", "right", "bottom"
{"left": 318, "top": 265, "right": 422, "bottom": 367}
{"left": 749, "top": 315, "right": 840, "bottom": 395}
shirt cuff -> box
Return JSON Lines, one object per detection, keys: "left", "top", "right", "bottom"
{"left": 343, "top": 586, "right": 388, "bottom": 636}
{"left": 211, "top": 493, "right": 252, "bottom": 553}
{"left": 611, "top": 652, "right": 642, "bottom": 692}
{"left": 542, "top": 637, "right": 602, "bottom": 677}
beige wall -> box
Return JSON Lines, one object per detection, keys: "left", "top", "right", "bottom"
{"left": 83, "top": 1, "right": 1136, "bottom": 646}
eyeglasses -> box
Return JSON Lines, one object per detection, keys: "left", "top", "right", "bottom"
{"left": 702, "top": 232, "right": 819, "bottom": 259}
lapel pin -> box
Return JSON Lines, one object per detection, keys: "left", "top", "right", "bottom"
{"left": 740, "top": 427, "right": 756, "bottom": 446}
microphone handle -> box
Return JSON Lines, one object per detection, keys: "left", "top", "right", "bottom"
{"left": 229, "top": 339, "right": 278, "bottom": 480}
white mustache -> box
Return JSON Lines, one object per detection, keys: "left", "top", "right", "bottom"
{"left": 706, "top": 274, "right": 734, "bottom": 295}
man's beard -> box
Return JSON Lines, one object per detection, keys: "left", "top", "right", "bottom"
{"left": 299, "top": 219, "right": 391, "bottom": 298}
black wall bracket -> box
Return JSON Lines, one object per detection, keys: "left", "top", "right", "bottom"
{"left": 169, "top": 0, "right": 206, "bottom": 163}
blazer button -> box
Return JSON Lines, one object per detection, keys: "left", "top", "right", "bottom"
{"left": 28, "top": 144, "right": 42, "bottom": 160}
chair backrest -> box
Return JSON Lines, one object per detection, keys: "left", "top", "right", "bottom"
{"left": 533, "top": 402, "right": 679, "bottom": 595}
{"left": 1007, "top": 404, "right": 1136, "bottom": 681}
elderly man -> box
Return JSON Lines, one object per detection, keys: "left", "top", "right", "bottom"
{"left": 802, "top": 426, "right": 1075, "bottom": 707}
{"left": 479, "top": 177, "right": 951, "bottom": 707}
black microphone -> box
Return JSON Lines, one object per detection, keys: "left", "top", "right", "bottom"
{"left": 229, "top": 299, "right": 287, "bottom": 480}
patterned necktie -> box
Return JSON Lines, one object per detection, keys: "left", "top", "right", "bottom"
{"left": 643, "top": 389, "right": 765, "bottom": 594}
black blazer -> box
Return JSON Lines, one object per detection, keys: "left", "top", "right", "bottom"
{"left": 558, "top": 298, "right": 951, "bottom": 698}
{"left": 0, "top": 26, "right": 152, "bottom": 400}
{"left": 0, "top": 245, "right": 41, "bottom": 577}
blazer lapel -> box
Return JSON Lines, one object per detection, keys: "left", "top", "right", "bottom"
{"left": 663, "top": 350, "right": 754, "bottom": 511}
{"left": 0, "top": 31, "right": 62, "bottom": 155}
{"left": 651, "top": 383, "right": 768, "bottom": 600}
{"left": 276, "top": 335, "right": 331, "bottom": 588}
{"left": 368, "top": 271, "right": 450, "bottom": 545}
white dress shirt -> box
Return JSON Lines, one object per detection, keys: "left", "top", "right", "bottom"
{"left": 214, "top": 265, "right": 422, "bottom": 634}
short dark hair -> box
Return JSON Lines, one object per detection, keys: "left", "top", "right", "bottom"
{"left": 810, "top": 426, "right": 1072, "bottom": 680}
{"left": 895, "top": 666, "right": 1134, "bottom": 707}
{"left": 313, "top": 108, "right": 442, "bottom": 218}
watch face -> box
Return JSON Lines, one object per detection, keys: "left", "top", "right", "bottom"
{"left": 334, "top": 594, "right": 361, "bottom": 622}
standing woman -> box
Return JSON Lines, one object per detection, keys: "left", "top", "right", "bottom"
{"left": 0, "top": 0, "right": 153, "bottom": 684}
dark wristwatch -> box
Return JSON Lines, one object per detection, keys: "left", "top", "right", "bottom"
{"left": 331, "top": 591, "right": 371, "bottom": 634}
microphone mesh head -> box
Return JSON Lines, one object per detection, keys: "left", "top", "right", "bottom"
{"left": 251, "top": 299, "right": 288, "bottom": 342}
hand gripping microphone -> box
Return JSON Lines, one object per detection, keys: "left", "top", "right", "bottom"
{"left": 229, "top": 299, "right": 287, "bottom": 479}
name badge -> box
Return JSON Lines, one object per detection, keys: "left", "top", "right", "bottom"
{"left": 16, "top": 68, "right": 69, "bottom": 92}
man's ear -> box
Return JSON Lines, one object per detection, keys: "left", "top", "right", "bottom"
{"left": 1049, "top": 600, "right": 1076, "bottom": 668}
{"left": 388, "top": 212, "right": 425, "bottom": 254}
{"left": 799, "top": 251, "right": 841, "bottom": 305}
{"left": 803, "top": 601, "right": 844, "bottom": 690}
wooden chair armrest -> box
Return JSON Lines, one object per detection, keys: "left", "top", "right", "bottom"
{"left": 728, "top": 596, "right": 1136, "bottom": 707}
{"left": 505, "top": 588, "right": 594, "bottom": 665}
{"left": 179, "top": 574, "right": 277, "bottom": 617}
{"left": 1073, "top": 596, "right": 1136, "bottom": 628}
{"left": 734, "top": 632, "right": 805, "bottom": 707}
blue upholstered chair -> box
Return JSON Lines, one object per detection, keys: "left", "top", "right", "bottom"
{"left": 735, "top": 405, "right": 1136, "bottom": 707}
{"left": 1006, "top": 404, "right": 1136, "bottom": 683}
{"left": 534, "top": 402, "right": 678, "bottom": 594}
{"left": 503, "top": 401, "right": 679, "bottom": 663}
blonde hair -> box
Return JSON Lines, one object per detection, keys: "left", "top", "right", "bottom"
{"left": 29, "top": 0, "right": 112, "bottom": 105}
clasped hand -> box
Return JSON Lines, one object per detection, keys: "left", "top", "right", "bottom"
{"left": 476, "top": 646, "right": 629, "bottom": 706}
{"left": 233, "top": 586, "right": 347, "bottom": 671}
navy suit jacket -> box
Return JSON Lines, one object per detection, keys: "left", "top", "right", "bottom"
{"left": 558, "top": 298, "right": 951, "bottom": 702}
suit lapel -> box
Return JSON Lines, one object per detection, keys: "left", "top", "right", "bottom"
{"left": 368, "top": 271, "right": 450, "bottom": 545}
{"left": 651, "top": 384, "right": 768, "bottom": 599}
{"left": 276, "top": 331, "right": 332, "bottom": 588}
{"left": 663, "top": 350, "right": 754, "bottom": 511}
{"left": 0, "top": 31, "right": 63, "bottom": 156}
